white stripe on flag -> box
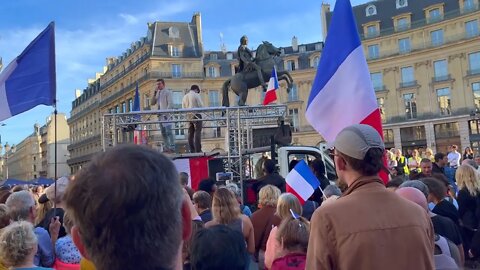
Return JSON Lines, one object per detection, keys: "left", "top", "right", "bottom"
{"left": 0, "top": 60, "right": 18, "bottom": 120}
{"left": 173, "top": 159, "right": 192, "bottom": 187}
{"left": 286, "top": 169, "right": 315, "bottom": 202}
{"left": 305, "top": 46, "right": 378, "bottom": 142}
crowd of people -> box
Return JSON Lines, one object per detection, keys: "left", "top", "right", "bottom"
{"left": 3, "top": 124, "right": 480, "bottom": 269}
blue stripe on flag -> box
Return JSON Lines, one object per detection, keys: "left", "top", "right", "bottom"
{"left": 307, "top": 0, "right": 361, "bottom": 110}
{"left": 5, "top": 22, "right": 56, "bottom": 115}
{"left": 272, "top": 67, "right": 279, "bottom": 89}
{"left": 294, "top": 160, "right": 320, "bottom": 190}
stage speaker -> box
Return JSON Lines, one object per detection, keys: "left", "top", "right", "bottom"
{"left": 208, "top": 158, "right": 225, "bottom": 178}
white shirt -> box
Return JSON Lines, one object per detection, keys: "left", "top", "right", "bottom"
{"left": 182, "top": 90, "right": 204, "bottom": 109}
{"left": 447, "top": 151, "right": 461, "bottom": 167}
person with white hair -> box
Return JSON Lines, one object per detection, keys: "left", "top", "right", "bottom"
{"left": 5, "top": 190, "right": 60, "bottom": 267}
{"left": 0, "top": 221, "right": 54, "bottom": 270}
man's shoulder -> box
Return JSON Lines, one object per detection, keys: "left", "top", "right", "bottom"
{"left": 34, "top": 226, "right": 49, "bottom": 236}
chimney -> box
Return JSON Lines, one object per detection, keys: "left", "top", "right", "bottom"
{"left": 192, "top": 12, "right": 203, "bottom": 54}
{"left": 321, "top": 3, "right": 331, "bottom": 40}
{"left": 292, "top": 36, "right": 298, "bottom": 52}
{"left": 75, "top": 90, "right": 82, "bottom": 98}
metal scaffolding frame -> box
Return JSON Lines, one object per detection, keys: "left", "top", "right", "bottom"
{"left": 102, "top": 105, "right": 287, "bottom": 182}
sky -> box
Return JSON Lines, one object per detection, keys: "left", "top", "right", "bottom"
{"left": 0, "top": 0, "right": 370, "bottom": 147}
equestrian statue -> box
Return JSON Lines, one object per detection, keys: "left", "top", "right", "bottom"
{"left": 222, "top": 35, "right": 294, "bottom": 106}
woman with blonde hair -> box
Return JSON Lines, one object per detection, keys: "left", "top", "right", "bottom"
{"left": 456, "top": 164, "right": 480, "bottom": 257}
{"left": 0, "top": 221, "right": 53, "bottom": 270}
{"left": 424, "top": 148, "right": 435, "bottom": 162}
{"left": 264, "top": 193, "right": 303, "bottom": 269}
{"left": 408, "top": 149, "right": 422, "bottom": 173}
{"left": 205, "top": 187, "right": 255, "bottom": 255}
{"left": 271, "top": 217, "right": 310, "bottom": 270}
{"left": 250, "top": 185, "right": 282, "bottom": 269}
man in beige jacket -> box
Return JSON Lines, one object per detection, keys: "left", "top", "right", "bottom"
{"left": 182, "top": 85, "right": 203, "bottom": 153}
{"left": 306, "top": 124, "right": 434, "bottom": 270}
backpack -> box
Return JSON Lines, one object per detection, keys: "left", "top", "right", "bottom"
{"left": 434, "top": 234, "right": 459, "bottom": 270}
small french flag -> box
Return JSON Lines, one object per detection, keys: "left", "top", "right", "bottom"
{"left": 262, "top": 67, "right": 279, "bottom": 105}
{"left": 286, "top": 160, "right": 320, "bottom": 205}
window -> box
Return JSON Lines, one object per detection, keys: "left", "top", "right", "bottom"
{"left": 210, "top": 54, "right": 218, "bottom": 60}
{"left": 312, "top": 56, "right": 319, "bottom": 68}
{"left": 122, "top": 102, "right": 126, "bottom": 113}
{"left": 401, "top": 66, "right": 415, "bottom": 86}
{"left": 464, "top": 0, "right": 475, "bottom": 12}
{"left": 429, "top": 8, "right": 442, "bottom": 23}
{"left": 143, "top": 94, "right": 150, "bottom": 109}
{"left": 168, "top": 27, "right": 180, "bottom": 38}
{"left": 367, "top": 25, "right": 379, "bottom": 38}
{"left": 396, "top": 0, "right": 408, "bottom": 9}
{"left": 209, "top": 90, "right": 220, "bottom": 107}
{"left": 397, "top": 17, "right": 409, "bottom": 31}
{"left": 437, "top": 87, "right": 451, "bottom": 115}
{"left": 366, "top": 4, "right": 377, "bottom": 16}
{"left": 172, "top": 64, "right": 182, "bottom": 78}
{"left": 226, "top": 53, "right": 233, "bottom": 60}
{"left": 128, "top": 99, "right": 133, "bottom": 112}
{"left": 299, "top": 46, "right": 306, "bottom": 53}
{"left": 315, "top": 43, "right": 322, "bottom": 50}
{"left": 398, "top": 37, "right": 411, "bottom": 54}
{"left": 431, "top": 29, "right": 444, "bottom": 46}
{"left": 473, "top": 82, "right": 480, "bottom": 110}
{"left": 368, "top": 44, "right": 380, "bottom": 59}
{"left": 171, "top": 46, "right": 180, "bottom": 57}
{"left": 288, "top": 84, "right": 298, "bottom": 101}
{"left": 466, "top": 20, "right": 479, "bottom": 38}
{"left": 286, "top": 60, "right": 295, "bottom": 71}
{"left": 377, "top": 97, "right": 386, "bottom": 123}
{"left": 434, "top": 60, "right": 448, "bottom": 81}
{"left": 469, "top": 52, "right": 480, "bottom": 75}
{"left": 115, "top": 105, "right": 120, "bottom": 113}
{"left": 172, "top": 91, "right": 183, "bottom": 109}
{"left": 370, "top": 72, "right": 383, "bottom": 91}
{"left": 288, "top": 109, "right": 299, "bottom": 132}
{"left": 404, "top": 93, "right": 417, "bottom": 119}
{"left": 208, "top": 66, "right": 217, "bottom": 78}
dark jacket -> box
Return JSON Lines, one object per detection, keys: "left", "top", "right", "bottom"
{"left": 432, "top": 199, "right": 460, "bottom": 226}
{"left": 253, "top": 173, "right": 286, "bottom": 194}
{"left": 432, "top": 163, "right": 445, "bottom": 175}
{"left": 457, "top": 188, "right": 480, "bottom": 230}
{"left": 199, "top": 209, "right": 212, "bottom": 223}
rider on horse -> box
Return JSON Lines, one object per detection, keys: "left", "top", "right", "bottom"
{"left": 237, "top": 35, "right": 267, "bottom": 91}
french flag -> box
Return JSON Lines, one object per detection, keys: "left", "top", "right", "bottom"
{"left": 286, "top": 160, "right": 320, "bottom": 205}
{"left": 0, "top": 22, "right": 56, "bottom": 121}
{"left": 262, "top": 67, "right": 279, "bottom": 105}
{"left": 173, "top": 157, "right": 211, "bottom": 190}
{"left": 305, "top": 0, "right": 387, "bottom": 182}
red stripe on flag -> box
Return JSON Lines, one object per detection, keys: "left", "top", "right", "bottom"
{"left": 286, "top": 184, "right": 306, "bottom": 205}
{"left": 360, "top": 109, "right": 388, "bottom": 184}
{"left": 263, "top": 90, "right": 277, "bottom": 105}
{"left": 189, "top": 157, "right": 210, "bottom": 190}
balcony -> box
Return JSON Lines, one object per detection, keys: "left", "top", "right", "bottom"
{"left": 462, "top": 3, "right": 479, "bottom": 14}
{"left": 432, "top": 74, "right": 452, "bottom": 83}
{"left": 100, "top": 53, "right": 150, "bottom": 91}
{"left": 386, "top": 107, "right": 472, "bottom": 124}
{"left": 399, "top": 81, "right": 418, "bottom": 89}
{"left": 155, "top": 71, "right": 204, "bottom": 79}
{"left": 427, "top": 15, "right": 444, "bottom": 24}
{"left": 395, "top": 23, "right": 411, "bottom": 32}
{"left": 374, "top": 85, "right": 387, "bottom": 92}
{"left": 365, "top": 31, "right": 380, "bottom": 39}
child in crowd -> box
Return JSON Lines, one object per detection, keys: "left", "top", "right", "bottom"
{"left": 270, "top": 216, "right": 310, "bottom": 270}
{"left": 55, "top": 212, "right": 81, "bottom": 265}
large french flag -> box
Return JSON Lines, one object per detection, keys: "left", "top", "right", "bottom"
{"left": 262, "top": 67, "right": 279, "bottom": 105}
{"left": 0, "top": 22, "right": 56, "bottom": 121}
{"left": 305, "top": 0, "right": 387, "bottom": 182}
{"left": 286, "top": 160, "right": 320, "bottom": 205}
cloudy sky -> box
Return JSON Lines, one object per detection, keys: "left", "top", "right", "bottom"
{"left": 0, "top": 0, "right": 370, "bottom": 146}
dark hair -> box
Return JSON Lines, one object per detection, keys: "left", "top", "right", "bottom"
{"left": 309, "top": 159, "right": 326, "bottom": 177}
{"left": 191, "top": 225, "right": 248, "bottom": 270}
{"left": 179, "top": 172, "right": 189, "bottom": 186}
{"left": 288, "top": 160, "right": 299, "bottom": 172}
{"left": 340, "top": 148, "right": 384, "bottom": 176}
{"left": 386, "top": 176, "right": 405, "bottom": 188}
{"left": 420, "top": 158, "right": 432, "bottom": 164}
{"left": 263, "top": 159, "right": 276, "bottom": 174}
{"left": 190, "top": 84, "right": 200, "bottom": 91}
{"left": 198, "top": 178, "right": 216, "bottom": 194}
{"left": 156, "top": 78, "right": 165, "bottom": 84}
{"left": 64, "top": 145, "right": 183, "bottom": 270}
{"left": 430, "top": 173, "right": 450, "bottom": 188}
{"left": 434, "top": 152, "right": 445, "bottom": 162}
{"left": 420, "top": 177, "right": 447, "bottom": 200}
{"left": 192, "top": 191, "right": 212, "bottom": 210}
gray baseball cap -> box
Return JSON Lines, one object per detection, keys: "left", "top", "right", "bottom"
{"left": 333, "top": 124, "right": 385, "bottom": 160}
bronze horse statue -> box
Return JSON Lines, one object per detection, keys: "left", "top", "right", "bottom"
{"left": 222, "top": 41, "right": 294, "bottom": 106}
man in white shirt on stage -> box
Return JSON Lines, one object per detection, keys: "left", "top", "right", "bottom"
{"left": 182, "top": 85, "right": 204, "bottom": 153}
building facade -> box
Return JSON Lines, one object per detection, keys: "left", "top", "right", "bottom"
{"left": 68, "top": 1, "right": 479, "bottom": 172}
{"left": 323, "top": 0, "right": 480, "bottom": 154}
{"left": 1, "top": 113, "right": 70, "bottom": 181}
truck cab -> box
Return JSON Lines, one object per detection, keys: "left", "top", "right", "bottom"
{"left": 277, "top": 146, "right": 336, "bottom": 180}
